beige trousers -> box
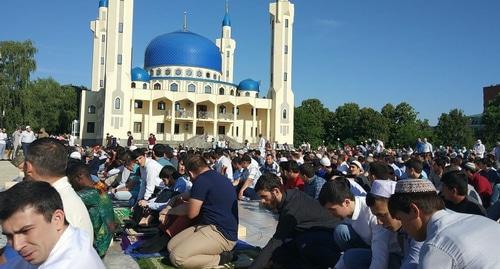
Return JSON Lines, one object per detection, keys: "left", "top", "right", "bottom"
{"left": 167, "top": 224, "right": 236, "bottom": 269}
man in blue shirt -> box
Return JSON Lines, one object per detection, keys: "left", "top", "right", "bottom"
{"left": 300, "top": 163, "right": 326, "bottom": 200}
{"left": 152, "top": 144, "right": 174, "bottom": 168}
{"left": 167, "top": 155, "right": 238, "bottom": 268}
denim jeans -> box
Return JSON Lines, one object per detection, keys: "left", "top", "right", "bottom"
{"left": 491, "top": 184, "right": 500, "bottom": 204}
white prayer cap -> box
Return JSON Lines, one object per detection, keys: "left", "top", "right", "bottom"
{"left": 129, "top": 145, "right": 138, "bottom": 151}
{"left": 26, "top": 125, "right": 31, "bottom": 129}
{"left": 69, "top": 151, "right": 81, "bottom": 160}
{"left": 315, "top": 153, "right": 323, "bottom": 159}
{"left": 173, "top": 149, "right": 178, "bottom": 156}
{"left": 464, "top": 162, "right": 476, "bottom": 171}
{"left": 279, "top": 157, "right": 288, "bottom": 163}
{"left": 320, "top": 157, "right": 331, "bottom": 167}
{"left": 350, "top": 160, "right": 364, "bottom": 172}
{"left": 370, "top": 180, "right": 396, "bottom": 198}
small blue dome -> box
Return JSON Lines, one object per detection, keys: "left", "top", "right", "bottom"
{"left": 238, "top": 79, "right": 260, "bottom": 92}
{"left": 99, "top": 0, "right": 108, "bottom": 8}
{"left": 222, "top": 13, "right": 231, "bottom": 27}
{"left": 144, "top": 31, "right": 222, "bottom": 72}
{"left": 131, "top": 67, "right": 150, "bottom": 82}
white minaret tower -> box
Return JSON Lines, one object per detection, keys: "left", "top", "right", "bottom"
{"left": 216, "top": 0, "right": 236, "bottom": 83}
{"left": 84, "top": 0, "right": 134, "bottom": 143}
{"left": 268, "top": 0, "right": 294, "bottom": 145}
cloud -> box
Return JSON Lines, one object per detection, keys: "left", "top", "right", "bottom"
{"left": 314, "top": 18, "right": 342, "bottom": 28}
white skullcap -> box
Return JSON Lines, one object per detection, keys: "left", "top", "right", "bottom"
{"left": 279, "top": 157, "right": 288, "bottom": 163}
{"left": 370, "top": 180, "right": 396, "bottom": 198}
{"left": 129, "top": 145, "right": 138, "bottom": 151}
{"left": 320, "top": 157, "right": 331, "bottom": 167}
{"left": 69, "top": 152, "right": 82, "bottom": 160}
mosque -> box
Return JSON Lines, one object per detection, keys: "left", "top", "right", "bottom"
{"left": 79, "top": 0, "right": 295, "bottom": 147}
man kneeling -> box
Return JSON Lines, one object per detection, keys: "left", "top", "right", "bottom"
{"left": 0, "top": 181, "right": 104, "bottom": 269}
{"left": 167, "top": 155, "right": 238, "bottom": 268}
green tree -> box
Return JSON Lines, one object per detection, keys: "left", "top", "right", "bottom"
{"left": 357, "top": 107, "right": 389, "bottom": 143}
{"left": 0, "top": 40, "right": 37, "bottom": 130}
{"left": 21, "top": 78, "right": 79, "bottom": 134}
{"left": 294, "top": 99, "right": 331, "bottom": 148}
{"left": 330, "top": 103, "right": 361, "bottom": 144}
{"left": 482, "top": 94, "right": 500, "bottom": 146}
{"left": 382, "top": 102, "right": 432, "bottom": 147}
{"left": 435, "top": 109, "right": 474, "bottom": 147}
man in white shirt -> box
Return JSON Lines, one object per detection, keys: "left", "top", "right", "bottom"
{"left": 389, "top": 178, "right": 500, "bottom": 268}
{"left": 0, "top": 181, "right": 104, "bottom": 268}
{"left": 214, "top": 148, "right": 233, "bottom": 181}
{"left": 23, "top": 138, "right": 94, "bottom": 243}
{"left": 0, "top": 128, "right": 7, "bottom": 160}
{"left": 319, "top": 178, "right": 399, "bottom": 269}
{"left": 237, "top": 154, "right": 262, "bottom": 200}
{"left": 473, "top": 139, "right": 486, "bottom": 158}
{"left": 258, "top": 134, "right": 266, "bottom": 155}
{"left": 20, "top": 126, "right": 36, "bottom": 155}
{"left": 133, "top": 148, "right": 163, "bottom": 201}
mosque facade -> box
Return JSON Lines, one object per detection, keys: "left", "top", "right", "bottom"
{"left": 79, "top": 0, "right": 295, "bottom": 146}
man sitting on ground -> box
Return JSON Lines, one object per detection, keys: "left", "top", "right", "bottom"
{"left": 23, "top": 138, "right": 94, "bottom": 244}
{"left": 0, "top": 181, "right": 104, "bottom": 268}
{"left": 167, "top": 155, "right": 238, "bottom": 269}
{"left": 440, "top": 170, "right": 486, "bottom": 216}
{"left": 389, "top": 179, "right": 500, "bottom": 268}
{"left": 250, "top": 173, "right": 340, "bottom": 269}
{"left": 319, "top": 178, "right": 399, "bottom": 269}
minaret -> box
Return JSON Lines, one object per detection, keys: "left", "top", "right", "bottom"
{"left": 86, "top": 0, "right": 134, "bottom": 142}
{"left": 268, "top": 0, "right": 294, "bottom": 145}
{"left": 216, "top": 0, "right": 236, "bottom": 83}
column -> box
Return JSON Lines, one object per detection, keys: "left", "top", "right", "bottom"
{"left": 192, "top": 102, "right": 197, "bottom": 137}
{"left": 213, "top": 103, "right": 218, "bottom": 137}
{"left": 266, "top": 108, "right": 271, "bottom": 141}
{"left": 252, "top": 107, "right": 257, "bottom": 143}
{"left": 171, "top": 101, "right": 176, "bottom": 140}
{"left": 148, "top": 100, "right": 153, "bottom": 136}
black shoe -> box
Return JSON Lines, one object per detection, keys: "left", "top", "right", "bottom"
{"left": 219, "top": 251, "right": 234, "bottom": 265}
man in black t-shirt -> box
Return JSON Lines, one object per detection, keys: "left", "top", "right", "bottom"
{"left": 167, "top": 155, "right": 238, "bottom": 268}
{"left": 441, "top": 170, "right": 486, "bottom": 216}
{"left": 250, "top": 173, "right": 341, "bottom": 269}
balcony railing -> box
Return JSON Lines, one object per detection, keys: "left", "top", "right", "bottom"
{"left": 175, "top": 110, "right": 193, "bottom": 119}
{"left": 218, "top": 113, "right": 234, "bottom": 121}
{"left": 197, "top": 111, "right": 214, "bottom": 119}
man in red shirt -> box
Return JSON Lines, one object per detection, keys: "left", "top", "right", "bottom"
{"left": 464, "top": 162, "right": 492, "bottom": 207}
{"left": 280, "top": 160, "right": 305, "bottom": 191}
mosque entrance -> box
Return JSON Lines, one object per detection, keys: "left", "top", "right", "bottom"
{"left": 218, "top": 126, "right": 226, "bottom": 135}
{"left": 196, "top": 126, "right": 205, "bottom": 135}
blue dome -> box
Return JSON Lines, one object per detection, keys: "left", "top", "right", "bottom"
{"left": 98, "top": 0, "right": 108, "bottom": 8}
{"left": 238, "top": 79, "right": 260, "bottom": 92}
{"left": 144, "top": 31, "right": 222, "bottom": 72}
{"left": 131, "top": 67, "right": 150, "bottom": 82}
{"left": 222, "top": 13, "right": 231, "bottom": 27}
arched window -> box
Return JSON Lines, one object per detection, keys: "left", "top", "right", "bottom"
{"left": 149, "top": 70, "right": 154, "bottom": 76}
{"left": 219, "top": 105, "right": 226, "bottom": 114}
{"left": 170, "top": 83, "right": 178, "bottom": 92}
{"left": 155, "top": 69, "right": 161, "bottom": 76}
{"left": 230, "top": 89, "right": 234, "bottom": 96}
{"left": 114, "top": 97, "right": 121, "bottom": 110}
{"left": 204, "top": 85, "right": 212, "bottom": 94}
{"left": 175, "top": 102, "right": 181, "bottom": 111}
{"left": 157, "top": 101, "right": 166, "bottom": 110}
{"left": 219, "top": 87, "right": 225, "bottom": 95}
{"left": 88, "top": 105, "right": 96, "bottom": 114}
{"left": 142, "top": 83, "right": 147, "bottom": 89}
{"left": 165, "top": 69, "right": 171, "bottom": 76}
{"left": 175, "top": 69, "right": 182, "bottom": 76}
{"left": 154, "top": 83, "right": 161, "bottom": 90}
{"left": 206, "top": 72, "right": 210, "bottom": 78}
{"left": 186, "top": 69, "right": 193, "bottom": 77}
{"left": 131, "top": 82, "right": 136, "bottom": 88}
{"left": 196, "top": 70, "right": 202, "bottom": 77}
{"left": 188, "top": 84, "right": 196, "bottom": 93}
{"left": 213, "top": 74, "right": 217, "bottom": 79}
{"left": 282, "top": 109, "right": 287, "bottom": 119}
{"left": 245, "top": 92, "right": 250, "bottom": 97}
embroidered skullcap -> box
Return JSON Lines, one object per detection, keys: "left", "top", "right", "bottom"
{"left": 370, "top": 180, "right": 397, "bottom": 198}
{"left": 395, "top": 179, "right": 436, "bottom": 194}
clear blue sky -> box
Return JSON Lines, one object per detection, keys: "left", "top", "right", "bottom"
{"left": 2, "top": 0, "right": 499, "bottom": 125}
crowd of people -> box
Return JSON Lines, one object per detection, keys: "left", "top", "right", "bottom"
{"left": 0, "top": 133, "right": 500, "bottom": 268}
